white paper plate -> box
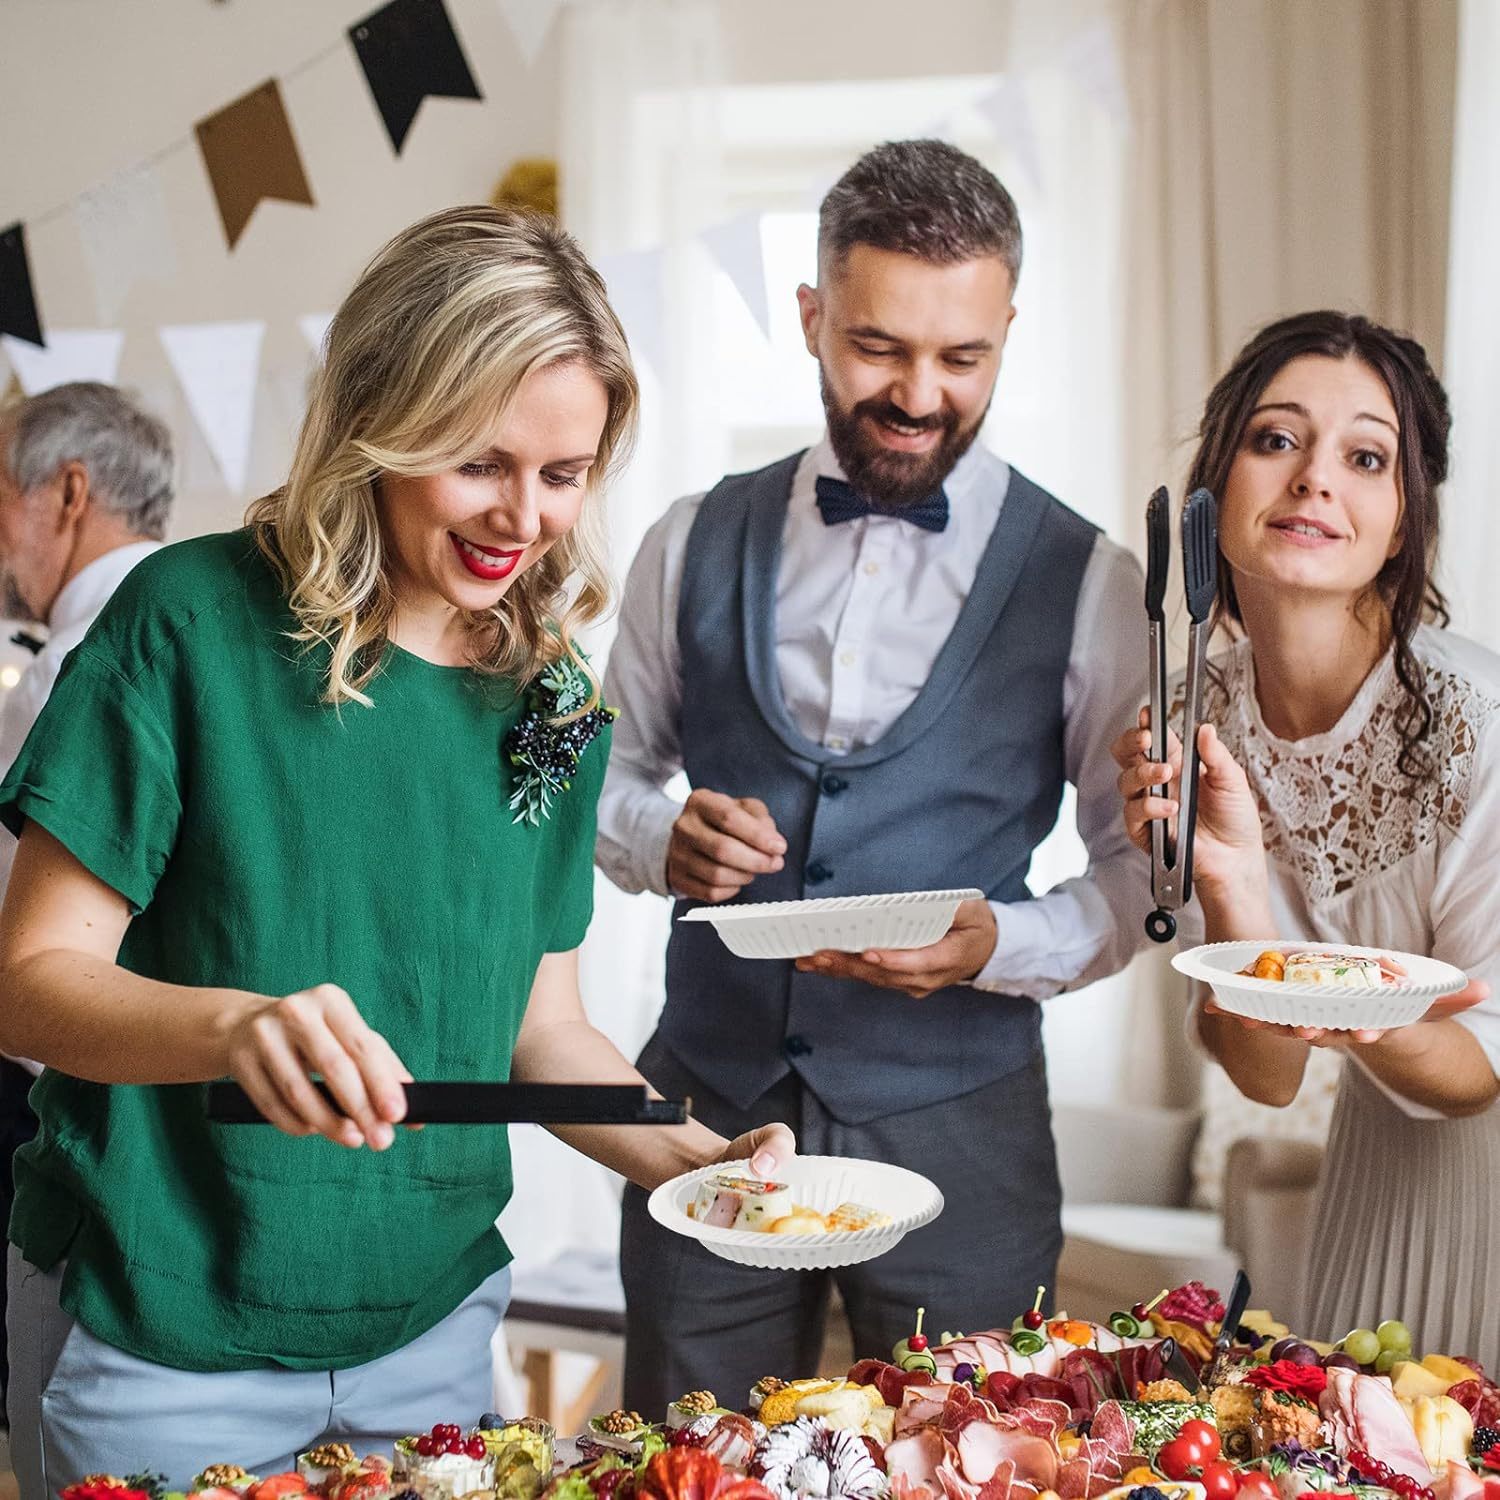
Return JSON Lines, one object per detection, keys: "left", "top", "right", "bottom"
{"left": 647, "top": 1155, "right": 943, "bottom": 1269}
{"left": 1172, "top": 941, "right": 1467, "bottom": 1029}
{"left": 678, "top": 888, "right": 983, "bottom": 960}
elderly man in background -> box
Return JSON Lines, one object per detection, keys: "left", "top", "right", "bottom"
{"left": 0, "top": 380, "right": 173, "bottom": 1412}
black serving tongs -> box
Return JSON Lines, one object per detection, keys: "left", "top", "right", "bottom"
{"left": 1145, "top": 486, "right": 1219, "bottom": 943}
{"left": 206, "top": 1081, "right": 689, "bottom": 1126}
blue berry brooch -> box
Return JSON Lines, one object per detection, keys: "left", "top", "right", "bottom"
{"left": 504, "top": 654, "right": 616, "bottom": 826}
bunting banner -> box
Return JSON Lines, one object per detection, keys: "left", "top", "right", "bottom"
{"left": 0, "top": 223, "right": 45, "bottom": 348}
{"left": 593, "top": 249, "right": 666, "bottom": 380}
{"left": 1, "top": 329, "right": 125, "bottom": 396}
{"left": 73, "top": 164, "right": 179, "bottom": 324}
{"left": 195, "top": 79, "right": 315, "bottom": 250}
{"left": 1061, "top": 23, "right": 1128, "bottom": 128}
{"left": 495, "top": 0, "right": 564, "bottom": 68}
{"left": 975, "top": 76, "right": 1043, "bottom": 192}
{"left": 699, "top": 214, "right": 771, "bottom": 343}
{"left": 297, "top": 312, "right": 335, "bottom": 358}
{"left": 159, "top": 321, "right": 266, "bottom": 495}
{"left": 350, "top": 0, "right": 483, "bottom": 155}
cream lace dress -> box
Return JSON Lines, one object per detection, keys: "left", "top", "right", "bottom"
{"left": 1186, "top": 625, "right": 1500, "bottom": 1363}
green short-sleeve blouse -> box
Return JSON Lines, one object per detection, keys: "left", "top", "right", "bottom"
{"left": 0, "top": 529, "right": 607, "bottom": 1372}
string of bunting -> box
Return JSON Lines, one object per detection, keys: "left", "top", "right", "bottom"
{"left": 0, "top": 0, "right": 499, "bottom": 349}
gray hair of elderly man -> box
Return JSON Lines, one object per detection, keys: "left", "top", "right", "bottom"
{"left": 4, "top": 381, "right": 175, "bottom": 540}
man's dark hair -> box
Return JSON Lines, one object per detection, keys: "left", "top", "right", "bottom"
{"left": 817, "top": 139, "right": 1022, "bottom": 284}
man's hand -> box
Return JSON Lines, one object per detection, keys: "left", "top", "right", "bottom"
{"left": 667, "top": 789, "right": 786, "bottom": 903}
{"left": 793, "top": 898, "right": 998, "bottom": 998}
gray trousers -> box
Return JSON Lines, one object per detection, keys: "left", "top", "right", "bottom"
{"left": 6, "top": 1246, "right": 509, "bottom": 1498}
{"left": 620, "top": 1034, "right": 1062, "bottom": 1416}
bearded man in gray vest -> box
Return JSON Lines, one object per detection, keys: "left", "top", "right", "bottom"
{"left": 597, "top": 140, "right": 1147, "bottom": 1411}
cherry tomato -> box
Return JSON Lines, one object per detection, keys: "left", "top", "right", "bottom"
{"left": 1236, "top": 1474, "right": 1281, "bottom": 1500}
{"left": 1156, "top": 1439, "right": 1204, "bottom": 1480}
{"left": 1180, "top": 1420, "right": 1221, "bottom": 1461}
{"left": 1200, "top": 1461, "right": 1239, "bottom": 1500}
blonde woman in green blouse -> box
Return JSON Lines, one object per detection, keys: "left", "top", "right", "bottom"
{"left": 0, "top": 206, "right": 792, "bottom": 1493}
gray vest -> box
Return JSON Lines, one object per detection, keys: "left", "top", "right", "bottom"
{"left": 660, "top": 453, "right": 1098, "bottom": 1123}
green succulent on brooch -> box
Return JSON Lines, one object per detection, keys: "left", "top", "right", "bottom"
{"left": 504, "top": 654, "right": 616, "bottom": 825}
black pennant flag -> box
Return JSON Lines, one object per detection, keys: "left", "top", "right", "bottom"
{"left": 0, "top": 223, "right": 44, "bottom": 348}
{"left": 350, "top": 0, "right": 483, "bottom": 155}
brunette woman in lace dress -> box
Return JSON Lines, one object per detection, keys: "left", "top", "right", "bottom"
{"left": 1115, "top": 311, "right": 1500, "bottom": 1364}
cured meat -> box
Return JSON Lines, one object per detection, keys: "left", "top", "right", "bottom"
{"left": 886, "top": 1429, "right": 947, "bottom": 1491}
{"left": 1321, "top": 1367, "right": 1433, "bottom": 1484}
{"left": 1447, "top": 1380, "right": 1500, "bottom": 1431}
{"left": 1000, "top": 1399, "right": 1072, "bottom": 1442}
{"left": 1087, "top": 1401, "right": 1137, "bottom": 1458}
{"left": 953, "top": 1427, "right": 1057, "bottom": 1489}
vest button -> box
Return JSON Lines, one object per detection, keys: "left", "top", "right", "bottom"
{"left": 784, "top": 1034, "right": 812, "bottom": 1058}
{"left": 820, "top": 773, "right": 848, "bottom": 796}
{"left": 805, "top": 860, "right": 833, "bottom": 885}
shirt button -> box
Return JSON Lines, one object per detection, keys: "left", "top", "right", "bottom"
{"left": 784, "top": 1034, "right": 812, "bottom": 1058}
{"left": 826, "top": 735, "right": 846, "bottom": 751}
{"left": 863, "top": 561, "right": 880, "bottom": 576}
{"left": 838, "top": 650, "right": 857, "bottom": 667}
{"left": 806, "top": 860, "right": 833, "bottom": 885}
{"left": 821, "top": 773, "right": 848, "bottom": 796}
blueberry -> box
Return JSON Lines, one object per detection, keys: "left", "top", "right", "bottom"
{"left": 1128, "top": 1489, "right": 1170, "bottom": 1500}
{"left": 480, "top": 1413, "right": 505, "bottom": 1429}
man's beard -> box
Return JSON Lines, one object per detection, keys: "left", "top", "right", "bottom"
{"left": 820, "top": 369, "right": 988, "bottom": 509}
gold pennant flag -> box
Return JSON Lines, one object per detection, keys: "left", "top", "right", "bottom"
{"left": 195, "top": 79, "right": 314, "bottom": 250}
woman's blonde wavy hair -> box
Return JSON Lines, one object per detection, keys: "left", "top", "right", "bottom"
{"left": 248, "top": 204, "right": 638, "bottom": 709}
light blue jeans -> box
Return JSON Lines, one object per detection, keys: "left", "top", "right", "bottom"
{"left": 7, "top": 1245, "right": 510, "bottom": 1499}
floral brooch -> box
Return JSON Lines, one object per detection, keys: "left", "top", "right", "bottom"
{"left": 504, "top": 654, "right": 616, "bottom": 825}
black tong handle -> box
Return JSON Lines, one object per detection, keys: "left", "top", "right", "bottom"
{"left": 205, "top": 1081, "right": 690, "bottom": 1126}
{"left": 1146, "top": 487, "right": 1219, "bottom": 942}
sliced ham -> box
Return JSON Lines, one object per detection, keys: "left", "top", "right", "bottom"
{"left": 954, "top": 1427, "right": 1057, "bottom": 1490}
{"left": 1001, "top": 1399, "right": 1072, "bottom": 1442}
{"left": 1321, "top": 1367, "right": 1433, "bottom": 1484}
{"left": 899, "top": 1385, "right": 961, "bottom": 1434}
{"left": 935, "top": 1334, "right": 1061, "bottom": 1382}
{"left": 886, "top": 1429, "right": 949, "bottom": 1491}
{"left": 936, "top": 1457, "right": 981, "bottom": 1500}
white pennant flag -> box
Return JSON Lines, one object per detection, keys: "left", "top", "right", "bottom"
{"left": 297, "top": 313, "right": 334, "bottom": 359}
{"left": 1, "top": 329, "right": 126, "bottom": 395}
{"left": 496, "top": 0, "right": 564, "bottom": 67}
{"left": 73, "top": 164, "right": 179, "bottom": 325}
{"left": 1061, "top": 23, "right": 1128, "bottom": 127}
{"left": 975, "top": 76, "right": 1043, "bottom": 191}
{"left": 159, "top": 321, "right": 265, "bottom": 495}
{"left": 699, "top": 214, "right": 771, "bottom": 343}
{"left": 594, "top": 249, "right": 666, "bottom": 379}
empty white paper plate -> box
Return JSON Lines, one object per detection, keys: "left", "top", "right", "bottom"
{"left": 678, "top": 888, "right": 984, "bottom": 960}
{"left": 648, "top": 1155, "right": 943, "bottom": 1269}
{"left": 1172, "top": 941, "right": 1467, "bottom": 1030}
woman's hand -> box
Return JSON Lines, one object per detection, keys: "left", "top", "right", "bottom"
{"left": 710, "top": 1121, "right": 796, "bottom": 1179}
{"left": 225, "top": 983, "right": 412, "bottom": 1150}
{"left": 1113, "top": 711, "right": 1268, "bottom": 902}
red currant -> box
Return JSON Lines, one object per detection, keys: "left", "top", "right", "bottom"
{"left": 466, "top": 1438, "right": 487, "bottom": 1460}
{"left": 446, "top": 1438, "right": 465, "bottom": 1455}
{"left": 415, "top": 1437, "right": 435, "bottom": 1457}
{"left": 1022, "top": 1310, "right": 1044, "bottom": 1330}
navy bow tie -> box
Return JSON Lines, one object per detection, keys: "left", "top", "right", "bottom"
{"left": 814, "top": 475, "right": 949, "bottom": 534}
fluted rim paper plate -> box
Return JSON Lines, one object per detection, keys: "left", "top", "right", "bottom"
{"left": 1172, "top": 941, "right": 1467, "bottom": 1030}
{"left": 678, "top": 888, "right": 983, "bottom": 960}
{"left": 648, "top": 1155, "right": 943, "bottom": 1269}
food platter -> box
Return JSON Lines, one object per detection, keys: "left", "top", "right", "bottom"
{"left": 1172, "top": 941, "right": 1468, "bottom": 1030}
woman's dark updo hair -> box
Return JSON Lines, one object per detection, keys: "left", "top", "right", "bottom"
{"left": 1187, "top": 310, "right": 1451, "bottom": 780}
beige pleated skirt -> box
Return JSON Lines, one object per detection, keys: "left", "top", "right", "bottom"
{"left": 1302, "top": 1062, "right": 1500, "bottom": 1368}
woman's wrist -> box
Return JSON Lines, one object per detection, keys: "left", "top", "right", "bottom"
{"left": 1195, "top": 857, "right": 1275, "bottom": 939}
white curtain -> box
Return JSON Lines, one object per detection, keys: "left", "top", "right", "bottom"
{"left": 1442, "top": 0, "right": 1500, "bottom": 651}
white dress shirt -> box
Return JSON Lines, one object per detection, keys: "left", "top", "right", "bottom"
{"left": 0, "top": 541, "right": 161, "bottom": 1074}
{"left": 596, "top": 438, "right": 1149, "bottom": 998}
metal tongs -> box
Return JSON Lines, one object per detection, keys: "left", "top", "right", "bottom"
{"left": 1144, "top": 485, "right": 1219, "bottom": 943}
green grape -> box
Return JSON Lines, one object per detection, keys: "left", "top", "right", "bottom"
{"left": 1374, "top": 1347, "right": 1401, "bottom": 1374}
{"left": 1343, "top": 1328, "right": 1381, "bottom": 1365}
{"left": 1376, "top": 1319, "right": 1412, "bottom": 1353}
